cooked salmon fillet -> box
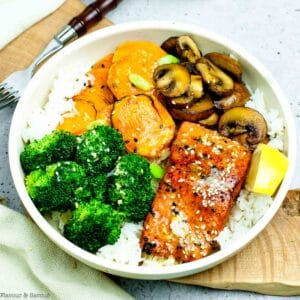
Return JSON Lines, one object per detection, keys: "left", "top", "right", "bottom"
{"left": 140, "top": 122, "right": 251, "bottom": 262}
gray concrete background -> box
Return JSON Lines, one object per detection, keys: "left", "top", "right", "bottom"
{"left": 1, "top": 0, "right": 300, "bottom": 299}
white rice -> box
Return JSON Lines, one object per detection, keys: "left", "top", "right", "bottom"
{"left": 22, "top": 64, "right": 94, "bottom": 143}
{"left": 97, "top": 223, "right": 143, "bottom": 265}
{"left": 26, "top": 66, "right": 284, "bottom": 266}
{"left": 216, "top": 190, "right": 273, "bottom": 247}
{"left": 214, "top": 89, "right": 284, "bottom": 248}
{"left": 45, "top": 210, "right": 72, "bottom": 233}
{"left": 246, "top": 88, "right": 284, "bottom": 151}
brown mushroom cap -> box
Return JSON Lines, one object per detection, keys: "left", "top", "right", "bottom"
{"left": 195, "top": 57, "right": 234, "bottom": 96}
{"left": 161, "top": 36, "right": 178, "bottom": 56}
{"left": 205, "top": 52, "right": 242, "bottom": 81}
{"left": 188, "top": 75, "right": 204, "bottom": 99}
{"left": 166, "top": 75, "right": 204, "bottom": 109}
{"left": 170, "top": 94, "right": 214, "bottom": 122}
{"left": 214, "top": 82, "right": 250, "bottom": 110}
{"left": 232, "top": 133, "right": 255, "bottom": 151}
{"left": 153, "top": 64, "right": 190, "bottom": 97}
{"left": 232, "top": 133, "right": 270, "bottom": 151}
{"left": 181, "top": 62, "right": 198, "bottom": 74}
{"left": 218, "top": 107, "right": 268, "bottom": 147}
{"left": 176, "top": 35, "right": 202, "bottom": 63}
{"left": 166, "top": 95, "right": 195, "bottom": 109}
{"left": 199, "top": 112, "right": 219, "bottom": 127}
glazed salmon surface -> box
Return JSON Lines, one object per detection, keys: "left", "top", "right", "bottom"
{"left": 140, "top": 122, "right": 251, "bottom": 262}
{"left": 112, "top": 94, "right": 175, "bottom": 158}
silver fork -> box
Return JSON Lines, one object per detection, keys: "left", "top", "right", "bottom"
{"left": 0, "top": 0, "right": 121, "bottom": 110}
{"left": 0, "top": 27, "right": 75, "bottom": 109}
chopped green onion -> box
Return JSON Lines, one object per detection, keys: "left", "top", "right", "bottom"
{"left": 150, "top": 163, "right": 165, "bottom": 179}
{"left": 87, "top": 119, "right": 107, "bottom": 130}
{"left": 129, "top": 73, "right": 153, "bottom": 91}
{"left": 157, "top": 54, "right": 180, "bottom": 65}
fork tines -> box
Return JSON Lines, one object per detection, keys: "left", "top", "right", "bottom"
{"left": 0, "top": 83, "right": 19, "bottom": 109}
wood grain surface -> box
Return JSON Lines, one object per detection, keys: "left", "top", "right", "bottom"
{"left": 0, "top": 0, "right": 112, "bottom": 82}
{"left": 1, "top": 0, "right": 299, "bottom": 296}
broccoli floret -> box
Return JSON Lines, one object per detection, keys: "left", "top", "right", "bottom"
{"left": 108, "top": 154, "right": 155, "bottom": 222}
{"left": 25, "top": 161, "right": 86, "bottom": 213}
{"left": 74, "top": 174, "right": 109, "bottom": 203}
{"left": 76, "top": 126, "right": 125, "bottom": 175}
{"left": 64, "top": 200, "right": 124, "bottom": 253}
{"left": 20, "top": 130, "right": 76, "bottom": 173}
{"left": 25, "top": 169, "right": 50, "bottom": 203}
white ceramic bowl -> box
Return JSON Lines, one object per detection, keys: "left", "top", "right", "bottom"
{"left": 9, "top": 21, "right": 296, "bottom": 279}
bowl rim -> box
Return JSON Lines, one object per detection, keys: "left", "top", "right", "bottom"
{"left": 9, "top": 21, "right": 297, "bottom": 279}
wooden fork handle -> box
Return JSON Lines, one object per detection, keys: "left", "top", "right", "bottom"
{"left": 69, "top": 0, "right": 121, "bottom": 37}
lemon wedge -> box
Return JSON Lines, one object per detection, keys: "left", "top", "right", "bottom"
{"left": 245, "top": 143, "right": 288, "bottom": 196}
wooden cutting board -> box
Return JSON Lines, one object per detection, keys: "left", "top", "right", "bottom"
{"left": 1, "top": 0, "right": 299, "bottom": 296}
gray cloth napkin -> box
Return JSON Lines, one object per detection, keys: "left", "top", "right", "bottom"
{"left": 0, "top": 204, "right": 133, "bottom": 300}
